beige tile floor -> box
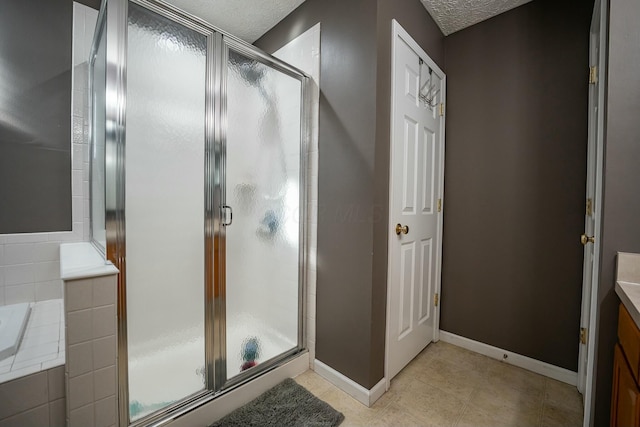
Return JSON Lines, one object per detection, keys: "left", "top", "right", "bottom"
{"left": 295, "top": 342, "right": 584, "bottom": 427}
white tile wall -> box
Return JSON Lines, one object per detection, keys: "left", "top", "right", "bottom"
{"left": 0, "top": 6, "right": 99, "bottom": 426}
{"left": 0, "top": 3, "right": 98, "bottom": 308}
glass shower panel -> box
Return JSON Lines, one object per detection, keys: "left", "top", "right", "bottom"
{"left": 125, "top": 3, "right": 207, "bottom": 420}
{"left": 224, "top": 49, "right": 302, "bottom": 380}
{"left": 90, "top": 20, "right": 106, "bottom": 250}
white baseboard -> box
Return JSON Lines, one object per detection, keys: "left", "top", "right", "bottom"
{"left": 369, "top": 377, "right": 386, "bottom": 405}
{"left": 313, "top": 360, "right": 386, "bottom": 407}
{"left": 439, "top": 331, "right": 578, "bottom": 386}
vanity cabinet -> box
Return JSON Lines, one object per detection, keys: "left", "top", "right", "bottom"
{"left": 611, "top": 304, "right": 640, "bottom": 427}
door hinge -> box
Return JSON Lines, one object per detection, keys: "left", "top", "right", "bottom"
{"left": 580, "top": 327, "right": 587, "bottom": 345}
{"left": 589, "top": 66, "right": 598, "bottom": 85}
{"left": 437, "top": 198, "right": 442, "bottom": 213}
{"left": 438, "top": 103, "right": 445, "bottom": 117}
{"left": 434, "top": 293, "right": 439, "bottom": 307}
{"left": 586, "top": 198, "right": 593, "bottom": 217}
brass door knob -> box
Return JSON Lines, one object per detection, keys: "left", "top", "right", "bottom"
{"left": 580, "top": 234, "right": 595, "bottom": 245}
{"left": 395, "top": 224, "right": 409, "bottom": 235}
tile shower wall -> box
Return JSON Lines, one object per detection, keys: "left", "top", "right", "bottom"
{"left": 0, "top": 3, "right": 98, "bottom": 307}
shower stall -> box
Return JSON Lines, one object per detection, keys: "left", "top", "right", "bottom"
{"left": 89, "top": 0, "right": 309, "bottom": 424}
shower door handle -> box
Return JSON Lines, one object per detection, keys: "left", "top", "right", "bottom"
{"left": 222, "top": 205, "right": 233, "bottom": 226}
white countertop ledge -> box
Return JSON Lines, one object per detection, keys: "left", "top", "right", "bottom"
{"left": 60, "top": 242, "right": 119, "bottom": 280}
{"left": 615, "top": 252, "right": 640, "bottom": 330}
{"left": 616, "top": 281, "right": 640, "bottom": 330}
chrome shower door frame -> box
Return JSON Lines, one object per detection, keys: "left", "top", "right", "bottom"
{"left": 93, "top": 0, "right": 311, "bottom": 425}
{"left": 88, "top": 8, "right": 106, "bottom": 257}
{"left": 214, "top": 36, "right": 310, "bottom": 392}
{"left": 95, "top": 0, "right": 130, "bottom": 423}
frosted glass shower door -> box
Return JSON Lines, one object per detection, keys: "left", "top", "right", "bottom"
{"left": 223, "top": 46, "right": 304, "bottom": 381}
{"left": 124, "top": 3, "right": 208, "bottom": 421}
{"left": 94, "top": 0, "right": 308, "bottom": 421}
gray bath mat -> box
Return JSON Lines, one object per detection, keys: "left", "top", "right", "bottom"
{"left": 209, "top": 378, "right": 344, "bottom": 427}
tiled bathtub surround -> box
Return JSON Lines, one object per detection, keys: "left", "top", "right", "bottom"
{"left": 64, "top": 275, "right": 118, "bottom": 427}
{"left": 0, "top": 3, "right": 98, "bottom": 307}
{"left": 61, "top": 242, "right": 119, "bottom": 427}
{"left": 0, "top": 365, "right": 66, "bottom": 427}
{"left": 0, "top": 300, "right": 65, "bottom": 384}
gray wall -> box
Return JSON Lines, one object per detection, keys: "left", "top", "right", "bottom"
{"left": 256, "top": 0, "right": 380, "bottom": 389}
{"left": 593, "top": 0, "right": 640, "bottom": 423}
{"left": 0, "top": 0, "right": 73, "bottom": 234}
{"left": 256, "top": 0, "right": 444, "bottom": 388}
{"left": 441, "top": 0, "right": 593, "bottom": 371}
{"left": 258, "top": 0, "right": 601, "bottom": 387}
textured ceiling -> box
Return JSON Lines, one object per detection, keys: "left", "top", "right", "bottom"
{"left": 164, "top": 0, "right": 306, "bottom": 43}
{"left": 164, "top": 0, "right": 536, "bottom": 43}
{"left": 420, "top": 0, "right": 535, "bottom": 35}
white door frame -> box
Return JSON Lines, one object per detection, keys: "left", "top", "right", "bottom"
{"left": 384, "top": 19, "right": 446, "bottom": 390}
{"left": 582, "top": 0, "right": 607, "bottom": 425}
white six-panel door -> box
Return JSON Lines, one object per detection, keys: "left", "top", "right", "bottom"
{"left": 386, "top": 21, "right": 445, "bottom": 382}
{"left": 579, "top": 1, "right": 607, "bottom": 422}
{"left": 577, "top": 6, "right": 602, "bottom": 395}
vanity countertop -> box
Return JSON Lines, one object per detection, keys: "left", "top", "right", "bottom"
{"left": 615, "top": 252, "right": 640, "bottom": 329}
